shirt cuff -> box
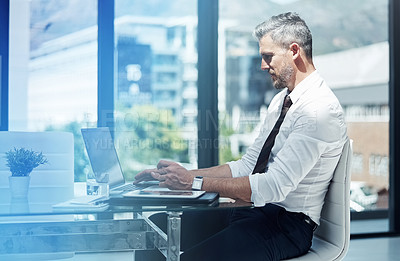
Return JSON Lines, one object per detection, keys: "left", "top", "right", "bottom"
{"left": 227, "top": 161, "right": 240, "bottom": 178}
{"left": 249, "top": 174, "right": 267, "bottom": 207}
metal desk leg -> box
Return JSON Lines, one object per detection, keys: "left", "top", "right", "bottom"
{"left": 167, "top": 211, "right": 183, "bottom": 261}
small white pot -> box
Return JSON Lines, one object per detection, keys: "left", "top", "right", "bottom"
{"left": 8, "top": 176, "right": 31, "bottom": 198}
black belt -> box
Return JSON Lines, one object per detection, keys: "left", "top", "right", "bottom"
{"left": 289, "top": 211, "right": 318, "bottom": 231}
{"left": 303, "top": 215, "right": 318, "bottom": 231}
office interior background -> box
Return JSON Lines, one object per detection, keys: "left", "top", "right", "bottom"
{"left": 0, "top": 0, "right": 400, "bottom": 258}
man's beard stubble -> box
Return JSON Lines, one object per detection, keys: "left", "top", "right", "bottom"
{"left": 272, "top": 63, "right": 294, "bottom": 90}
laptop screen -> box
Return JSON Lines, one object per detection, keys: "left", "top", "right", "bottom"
{"left": 81, "top": 127, "right": 125, "bottom": 188}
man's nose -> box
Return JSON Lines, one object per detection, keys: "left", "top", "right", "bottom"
{"left": 261, "top": 60, "right": 270, "bottom": 71}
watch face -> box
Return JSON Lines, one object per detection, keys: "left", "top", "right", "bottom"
{"left": 192, "top": 178, "right": 203, "bottom": 190}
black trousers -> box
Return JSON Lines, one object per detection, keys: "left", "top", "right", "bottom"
{"left": 136, "top": 204, "right": 314, "bottom": 261}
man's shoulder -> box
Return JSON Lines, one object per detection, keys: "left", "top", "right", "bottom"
{"left": 297, "top": 92, "right": 344, "bottom": 121}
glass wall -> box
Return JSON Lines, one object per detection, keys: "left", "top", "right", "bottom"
{"left": 218, "top": 0, "right": 389, "bottom": 233}
{"left": 5, "top": 0, "right": 395, "bottom": 235}
{"left": 113, "top": 0, "right": 198, "bottom": 181}
{"left": 8, "top": 0, "right": 98, "bottom": 181}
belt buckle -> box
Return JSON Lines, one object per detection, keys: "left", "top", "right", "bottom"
{"left": 304, "top": 216, "right": 318, "bottom": 231}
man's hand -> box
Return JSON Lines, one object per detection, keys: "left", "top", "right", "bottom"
{"left": 135, "top": 160, "right": 252, "bottom": 201}
{"left": 134, "top": 160, "right": 195, "bottom": 190}
{"left": 151, "top": 160, "right": 195, "bottom": 190}
{"left": 133, "top": 167, "right": 158, "bottom": 184}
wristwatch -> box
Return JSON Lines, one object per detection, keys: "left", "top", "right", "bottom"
{"left": 192, "top": 176, "right": 203, "bottom": 191}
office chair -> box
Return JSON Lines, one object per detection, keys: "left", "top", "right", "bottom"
{"left": 284, "top": 138, "right": 352, "bottom": 261}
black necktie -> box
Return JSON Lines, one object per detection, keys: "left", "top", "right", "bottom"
{"left": 252, "top": 94, "right": 293, "bottom": 174}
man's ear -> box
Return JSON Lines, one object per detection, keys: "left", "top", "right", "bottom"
{"left": 289, "top": 43, "right": 301, "bottom": 60}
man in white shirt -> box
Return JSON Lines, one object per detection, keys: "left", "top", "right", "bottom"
{"left": 135, "top": 12, "right": 347, "bottom": 261}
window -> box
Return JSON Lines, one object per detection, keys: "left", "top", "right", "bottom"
{"left": 3, "top": 0, "right": 398, "bottom": 237}
{"left": 114, "top": 0, "right": 198, "bottom": 180}
{"left": 8, "top": 0, "right": 98, "bottom": 181}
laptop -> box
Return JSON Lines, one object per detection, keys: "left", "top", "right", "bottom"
{"left": 108, "top": 190, "right": 219, "bottom": 206}
{"left": 81, "top": 127, "right": 219, "bottom": 206}
{"left": 81, "top": 127, "right": 157, "bottom": 194}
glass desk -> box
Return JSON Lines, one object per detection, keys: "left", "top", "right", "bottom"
{"left": 0, "top": 184, "right": 252, "bottom": 261}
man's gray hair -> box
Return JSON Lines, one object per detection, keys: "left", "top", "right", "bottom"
{"left": 253, "top": 12, "right": 313, "bottom": 59}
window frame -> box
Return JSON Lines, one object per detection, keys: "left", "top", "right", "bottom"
{"left": 0, "top": 0, "right": 9, "bottom": 131}
{"left": 388, "top": 0, "right": 400, "bottom": 237}
{"left": 97, "top": 0, "right": 115, "bottom": 132}
{"left": 197, "top": 0, "right": 219, "bottom": 168}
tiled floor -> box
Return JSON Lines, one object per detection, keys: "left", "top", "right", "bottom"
{"left": 345, "top": 236, "right": 400, "bottom": 261}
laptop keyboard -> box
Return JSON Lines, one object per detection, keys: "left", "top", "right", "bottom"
{"left": 115, "top": 181, "right": 159, "bottom": 192}
{"left": 117, "top": 183, "right": 139, "bottom": 191}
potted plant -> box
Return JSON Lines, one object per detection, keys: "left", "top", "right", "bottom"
{"left": 5, "top": 147, "right": 48, "bottom": 198}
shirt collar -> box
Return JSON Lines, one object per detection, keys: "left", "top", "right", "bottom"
{"left": 287, "top": 70, "right": 320, "bottom": 104}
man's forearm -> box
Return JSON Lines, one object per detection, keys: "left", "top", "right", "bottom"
{"left": 202, "top": 176, "right": 252, "bottom": 202}
{"left": 190, "top": 164, "right": 233, "bottom": 178}
{"left": 190, "top": 164, "right": 252, "bottom": 201}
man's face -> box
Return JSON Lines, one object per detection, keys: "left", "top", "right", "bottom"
{"left": 259, "top": 35, "right": 294, "bottom": 90}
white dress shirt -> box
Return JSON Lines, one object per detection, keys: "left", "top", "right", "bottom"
{"left": 228, "top": 71, "right": 348, "bottom": 224}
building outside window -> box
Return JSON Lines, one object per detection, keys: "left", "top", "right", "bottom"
{"left": 113, "top": 0, "right": 198, "bottom": 180}
{"left": 8, "top": 0, "right": 98, "bottom": 181}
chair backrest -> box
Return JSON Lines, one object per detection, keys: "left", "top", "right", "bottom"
{"left": 0, "top": 131, "right": 74, "bottom": 198}
{"left": 313, "top": 138, "right": 352, "bottom": 260}
{"left": 283, "top": 139, "right": 352, "bottom": 261}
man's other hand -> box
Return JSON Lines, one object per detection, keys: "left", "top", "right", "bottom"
{"left": 133, "top": 168, "right": 158, "bottom": 184}
{"left": 150, "top": 160, "right": 195, "bottom": 190}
